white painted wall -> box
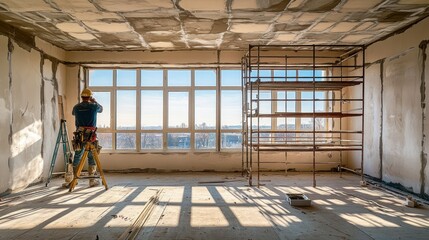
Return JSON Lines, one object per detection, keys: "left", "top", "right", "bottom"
{"left": 355, "top": 17, "right": 429, "bottom": 196}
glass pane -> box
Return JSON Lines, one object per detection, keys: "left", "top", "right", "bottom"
{"left": 141, "top": 90, "right": 163, "bottom": 130}
{"left": 116, "top": 133, "right": 136, "bottom": 150}
{"left": 301, "top": 118, "right": 313, "bottom": 130}
{"left": 168, "top": 92, "right": 188, "bottom": 128}
{"left": 221, "top": 133, "right": 242, "bottom": 149}
{"left": 315, "top": 91, "right": 325, "bottom": 112}
{"left": 195, "top": 90, "right": 216, "bottom": 129}
{"left": 141, "top": 133, "right": 163, "bottom": 149}
{"left": 315, "top": 118, "right": 325, "bottom": 130}
{"left": 195, "top": 133, "right": 216, "bottom": 149}
{"left": 277, "top": 91, "right": 295, "bottom": 129}
{"left": 250, "top": 69, "right": 271, "bottom": 82}
{"left": 301, "top": 92, "right": 313, "bottom": 113}
{"left": 97, "top": 133, "right": 112, "bottom": 149}
{"left": 251, "top": 91, "right": 271, "bottom": 129}
{"left": 167, "top": 133, "right": 190, "bottom": 149}
{"left": 116, "top": 90, "right": 136, "bottom": 130}
{"left": 315, "top": 70, "right": 324, "bottom": 81}
{"left": 315, "top": 91, "right": 325, "bottom": 130}
{"left": 221, "top": 90, "right": 242, "bottom": 129}
{"left": 195, "top": 69, "right": 216, "bottom": 86}
{"left": 274, "top": 70, "right": 296, "bottom": 81}
{"left": 277, "top": 91, "right": 296, "bottom": 112}
{"left": 251, "top": 132, "right": 272, "bottom": 143}
{"left": 221, "top": 70, "right": 241, "bottom": 86}
{"left": 142, "top": 70, "right": 163, "bottom": 86}
{"left": 92, "top": 92, "right": 110, "bottom": 128}
{"left": 89, "top": 69, "right": 113, "bottom": 86}
{"left": 117, "top": 69, "right": 136, "bottom": 86}
{"left": 298, "top": 69, "right": 314, "bottom": 81}
{"left": 168, "top": 70, "right": 191, "bottom": 86}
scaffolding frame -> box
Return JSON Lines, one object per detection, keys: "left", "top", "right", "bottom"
{"left": 242, "top": 44, "right": 365, "bottom": 187}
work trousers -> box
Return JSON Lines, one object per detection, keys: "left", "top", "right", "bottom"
{"left": 73, "top": 147, "right": 96, "bottom": 167}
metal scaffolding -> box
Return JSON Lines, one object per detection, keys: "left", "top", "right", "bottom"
{"left": 242, "top": 44, "right": 365, "bottom": 187}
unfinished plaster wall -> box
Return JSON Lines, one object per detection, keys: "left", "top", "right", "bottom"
{"left": 0, "top": 35, "right": 11, "bottom": 194}
{"left": 362, "top": 63, "right": 382, "bottom": 178}
{"left": 352, "top": 17, "right": 429, "bottom": 197}
{"left": 383, "top": 50, "right": 421, "bottom": 192}
{"left": 0, "top": 32, "right": 67, "bottom": 195}
{"left": 9, "top": 39, "right": 44, "bottom": 191}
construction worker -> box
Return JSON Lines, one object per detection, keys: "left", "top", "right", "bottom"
{"left": 72, "top": 88, "right": 103, "bottom": 187}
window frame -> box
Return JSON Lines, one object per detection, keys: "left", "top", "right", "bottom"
{"left": 86, "top": 67, "right": 241, "bottom": 153}
{"left": 86, "top": 68, "right": 327, "bottom": 152}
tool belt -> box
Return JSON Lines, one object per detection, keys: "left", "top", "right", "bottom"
{"left": 72, "top": 127, "right": 97, "bottom": 151}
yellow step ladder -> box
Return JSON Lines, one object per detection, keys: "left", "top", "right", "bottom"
{"left": 69, "top": 141, "right": 108, "bottom": 192}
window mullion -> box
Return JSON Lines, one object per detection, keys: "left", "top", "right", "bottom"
{"left": 136, "top": 69, "right": 141, "bottom": 152}
{"left": 216, "top": 67, "right": 221, "bottom": 152}
{"left": 113, "top": 69, "right": 117, "bottom": 150}
{"left": 190, "top": 70, "right": 195, "bottom": 150}
{"left": 163, "top": 69, "right": 168, "bottom": 150}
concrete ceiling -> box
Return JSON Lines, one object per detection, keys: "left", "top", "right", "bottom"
{"left": 0, "top": 0, "right": 428, "bottom": 51}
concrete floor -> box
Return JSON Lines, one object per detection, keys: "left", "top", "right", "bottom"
{"left": 0, "top": 172, "right": 428, "bottom": 240}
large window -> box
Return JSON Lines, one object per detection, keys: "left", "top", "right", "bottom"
{"left": 87, "top": 68, "right": 325, "bottom": 152}
{"left": 87, "top": 68, "right": 242, "bottom": 152}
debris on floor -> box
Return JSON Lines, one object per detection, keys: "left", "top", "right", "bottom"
{"left": 118, "top": 189, "right": 162, "bottom": 240}
{"left": 111, "top": 214, "right": 132, "bottom": 221}
{"left": 286, "top": 193, "right": 311, "bottom": 207}
{"left": 404, "top": 195, "right": 417, "bottom": 208}
{"left": 198, "top": 179, "right": 242, "bottom": 184}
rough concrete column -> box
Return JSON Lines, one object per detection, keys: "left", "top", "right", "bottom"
{"left": 421, "top": 40, "right": 429, "bottom": 197}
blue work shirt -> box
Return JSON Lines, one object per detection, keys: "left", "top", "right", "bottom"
{"left": 72, "top": 101, "right": 103, "bottom": 128}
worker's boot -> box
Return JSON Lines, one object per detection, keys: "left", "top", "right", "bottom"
{"left": 62, "top": 166, "right": 77, "bottom": 188}
{"left": 88, "top": 165, "right": 100, "bottom": 187}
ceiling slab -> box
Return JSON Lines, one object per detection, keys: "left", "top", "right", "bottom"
{"left": 0, "top": 0, "right": 427, "bottom": 51}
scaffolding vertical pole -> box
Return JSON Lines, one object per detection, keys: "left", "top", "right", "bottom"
{"left": 257, "top": 46, "right": 261, "bottom": 188}
{"left": 284, "top": 55, "right": 288, "bottom": 175}
{"left": 249, "top": 45, "right": 253, "bottom": 186}
{"left": 361, "top": 46, "right": 366, "bottom": 183}
{"left": 241, "top": 57, "right": 245, "bottom": 177}
{"left": 339, "top": 55, "right": 344, "bottom": 178}
{"left": 312, "top": 45, "right": 316, "bottom": 188}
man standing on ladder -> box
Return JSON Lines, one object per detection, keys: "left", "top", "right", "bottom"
{"left": 72, "top": 88, "right": 103, "bottom": 187}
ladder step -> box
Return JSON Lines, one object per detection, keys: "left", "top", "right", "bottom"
{"left": 77, "top": 176, "right": 101, "bottom": 179}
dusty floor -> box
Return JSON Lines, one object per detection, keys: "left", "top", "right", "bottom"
{"left": 0, "top": 172, "right": 428, "bottom": 240}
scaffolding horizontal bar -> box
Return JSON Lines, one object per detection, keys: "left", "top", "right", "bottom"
{"left": 251, "top": 99, "right": 363, "bottom": 102}
{"left": 246, "top": 80, "right": 363, "bottom": 90}
{"left": 249, "top": 130, "right": 362, "bottom": 134}
{"left": 249, "top": 143, "right": 362, "bottom": 147}
{"left": 251, "top": 146, "right": 363, "bottom": 152}
{"left": 285, "top": 162, "right": 341, "bottom": 164}
{"left": 251, "top": 112, "right": 362, "bottom": 118}
{"left": 246, "top": 63, "right": 364, "bottom": 69}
